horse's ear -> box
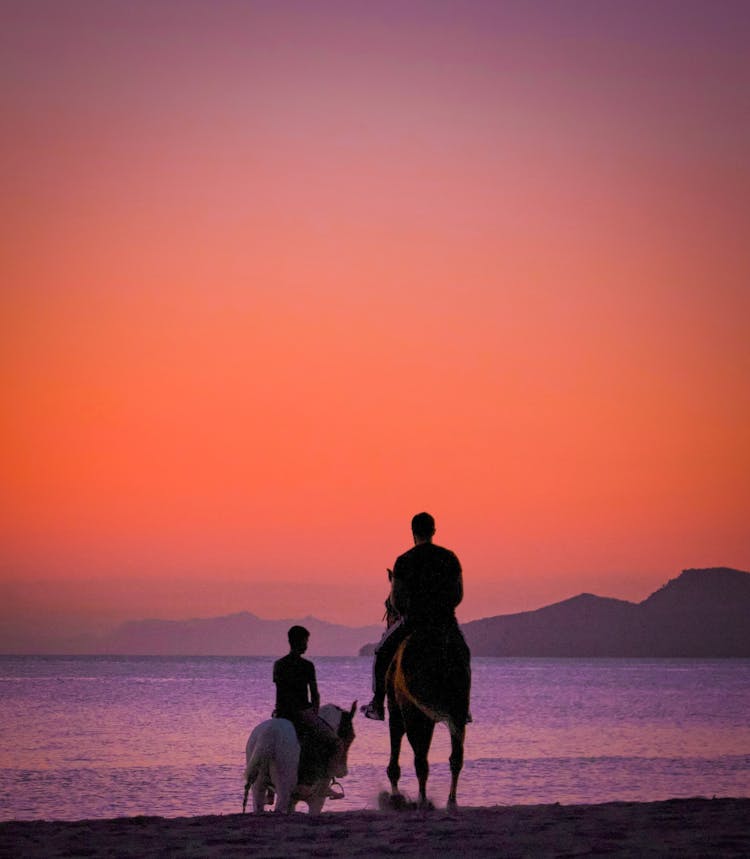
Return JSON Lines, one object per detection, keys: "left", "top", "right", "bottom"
{"left": 350, "top": 701, "right": 357, "bottom": 718}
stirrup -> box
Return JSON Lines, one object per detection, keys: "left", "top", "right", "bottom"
{"left": 327, "top": 778, "right": 345, "bottom": 800}
{"left": 360, "top": 700, "right": 385, "bottom": 720}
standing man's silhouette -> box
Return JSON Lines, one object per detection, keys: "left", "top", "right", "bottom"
{"left": 361, "top": 512, "right": 465, "bottom": 720}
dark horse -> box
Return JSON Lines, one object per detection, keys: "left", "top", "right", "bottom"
{"left": 385, "top": 625, "right": 471, "bottom": 809}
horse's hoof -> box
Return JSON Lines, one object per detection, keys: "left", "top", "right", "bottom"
{"left": 417, "top": 798, "right": 435, "bottom": 811}
{"left": 446, "top": 798, "right": 458, "bottom": 812}
{"left": 379, "top": 791, "right": 415, "bottom": 812}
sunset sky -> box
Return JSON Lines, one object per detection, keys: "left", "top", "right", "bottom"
{"left": 2, "top": 1, "right": 749, "bottom": 642}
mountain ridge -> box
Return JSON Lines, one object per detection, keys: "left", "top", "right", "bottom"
{"left": 16, "top": 612, "right": 384, "bottom": 657}
{"left": 461, "top": 567, "right": 750, "bottom": 657}
{"left": 4, "top": 567, "right": 748, "bottom": 657}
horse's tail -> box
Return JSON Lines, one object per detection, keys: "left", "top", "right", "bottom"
{"left": 243, "top": 749, "right": 262, "bottom": 787}
{"left": 242, "top": 726, "right": 266, "bottom": 812}
{"left": 391, "top": 625, "right": 471, "bottom": 731}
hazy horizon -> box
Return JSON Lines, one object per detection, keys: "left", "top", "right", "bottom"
{"left": 3, "top": 564, "right": 741, "bottom": 651}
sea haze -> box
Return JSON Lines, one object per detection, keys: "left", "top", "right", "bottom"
{"left": 1, "top": 656, "right": 748, "bottom": 820}
{"left": 4, "top": 567, "right": 748, "bottom": 658}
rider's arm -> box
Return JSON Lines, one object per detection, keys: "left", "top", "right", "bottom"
{"left": 309, "top": 665, "right": 320, "bottom": 713}
{"left": 390, "top": 557, "right": 411, "bottom": 617}
{"left": 452, "top": 562, "right": 464, "bottom": 608}
{"left": 390, "top": 564, "right": 410, "bottom": 616}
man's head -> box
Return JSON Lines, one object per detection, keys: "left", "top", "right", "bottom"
{"left": 411, "top": 512, "right": 436, "bottom": 543}
{"left": 288, "top": 625, "right": 310, "bottom": 653}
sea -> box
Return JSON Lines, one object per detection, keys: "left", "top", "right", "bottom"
{"left": 1, "top": 656, "right": 748, "bottom": 820}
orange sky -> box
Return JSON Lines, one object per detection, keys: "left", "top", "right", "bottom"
{"left": 2, "top": 1, "right": 749, "bottom": 637}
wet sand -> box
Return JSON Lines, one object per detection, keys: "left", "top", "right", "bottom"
{"left": 1, "top": 798, "right": 748, "bottom": 857}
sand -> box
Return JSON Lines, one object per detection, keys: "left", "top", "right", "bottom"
{"left": 1, "top": 798, "right": 748, "bottom": 858}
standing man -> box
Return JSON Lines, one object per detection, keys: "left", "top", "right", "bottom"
{"left": 361, "top": 512, "right": 464, "bottom": 720}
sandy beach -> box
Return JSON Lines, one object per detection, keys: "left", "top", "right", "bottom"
{"left": 1, "top": 798, "right": 748, "bottom": 858}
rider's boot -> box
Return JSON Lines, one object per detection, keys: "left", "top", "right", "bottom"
{"left": 361, "top": 697, "right": 385, "bottom": 720}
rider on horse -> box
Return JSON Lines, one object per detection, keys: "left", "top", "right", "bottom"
{"left": 273, "top": 626, "right": 340, "bottom": 781}
{"left": 361, "top": 512, "right": 466, "bottom": 721}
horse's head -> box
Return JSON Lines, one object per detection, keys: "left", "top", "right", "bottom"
{"left": 319, "top": 701, "right": 356, "bottom": 779}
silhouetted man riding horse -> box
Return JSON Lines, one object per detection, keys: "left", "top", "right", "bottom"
{"left": 273, "top": 626, "right": 340, "bottom": 784}
{"left": 362, "top": 512, "right": 469, "bottom": 721}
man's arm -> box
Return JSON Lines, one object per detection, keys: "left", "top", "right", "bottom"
{"left": 390, "top": 558, "right": 410, "bottom": 616}
{"left": 272, "top": 659, "right": 281, "bottom": 713}
{"left": 309, "top": 665, "right": 320, "bottom": 713}
{"left": 453, "top": 564, "right": 464, "bottom": 608}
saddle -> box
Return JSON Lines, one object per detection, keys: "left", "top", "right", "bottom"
{"left": 297, "top": 734, "right": 322, "bottom": 785}
{"left": 402, "top": 622, "right": 471, "bottom": 670}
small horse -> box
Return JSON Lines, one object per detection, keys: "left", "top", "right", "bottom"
{"left": 243, "top": 702, "right": 356, "bottom": 814}
{"left": 385, "top": 626, "right": 470, "bottom": 810}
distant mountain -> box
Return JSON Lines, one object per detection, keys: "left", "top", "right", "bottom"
{"left": 357, "top": 567, "right": 750, "bottom": 658}
{"left": 462, "top": 592, "right": 639, "bottom": 658}
{"left": 59, "top": 613, "right": 384, "bottom": 657}
{"left": 460, "top": 568, "right": 750, "bottom": 657}
{"left": 634, "top": 567, "right": 750, "bottom": 657}
{"left": 8, "top": 568, "right": 749, "bottom": 657}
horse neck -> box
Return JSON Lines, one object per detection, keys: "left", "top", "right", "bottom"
{"left": 317, "top": 704, "right": 341, "bottom": 732}
{"left": 317, "top": 704, "right": 352, "bottom": 779}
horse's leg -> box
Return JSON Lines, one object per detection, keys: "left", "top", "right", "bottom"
{"left": 386, "top": 703, "right": 405, "bottom": 798}
{"left": 270, "top": 735, "right": 300, "bottom": 813}
{"left": 447, "top": 723, "right": 465, "bottom": 810}
{"left": 269, "top": 762, "right": 293, "bottom": 813}
{"left": 251, "top": 776, "right": 267, "bottom": 813}
{"left": 245, "top": 756, "right": 267, "bottom": 813}
{"left": 406, "top": 714, "right": 435, "bottom": 809}
{"left": 306, "top": 788, "right": 326, "bottom": 815}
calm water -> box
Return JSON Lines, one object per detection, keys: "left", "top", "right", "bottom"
{"left": 1, "top": 656, "right": 748, "bottom": 820}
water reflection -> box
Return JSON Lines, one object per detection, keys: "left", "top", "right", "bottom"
{"left": 1, "top": 656, "right": 749, "bottom": 819}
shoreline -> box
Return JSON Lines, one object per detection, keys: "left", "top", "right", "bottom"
{"left": 1, "top": 797, "right": 749, "bottom": 857}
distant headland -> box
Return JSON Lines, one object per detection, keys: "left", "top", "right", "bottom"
{"left": 449, "top": 567, "right": 750, "bottom": 658}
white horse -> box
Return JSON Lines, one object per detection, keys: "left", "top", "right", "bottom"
{"left": 243, "top": 702, "right": 356, "bottom": 814}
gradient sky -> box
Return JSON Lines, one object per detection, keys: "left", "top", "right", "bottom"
{"left": 2, "top": 0, "right": 749, "bottom": 639}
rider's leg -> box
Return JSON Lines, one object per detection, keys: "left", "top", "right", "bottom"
{"left": 449, "top": 623, "right": 473, "bottom": 723}
{"left": 296, "top": 709, "right": 339, "bottom": 781}
{"left": 363, "top": 620, "right": 408, "bottom": 720}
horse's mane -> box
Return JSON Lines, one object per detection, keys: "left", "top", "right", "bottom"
{"left": 318, "top": 704, "right": 343, "bottom": 733}
{"left": 319, "top": 703, "right": 355, "bottom": 740}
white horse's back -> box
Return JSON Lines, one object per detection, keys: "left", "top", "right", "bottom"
{"left": 244, "top": 718, "right": 300, "bottom": 813}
